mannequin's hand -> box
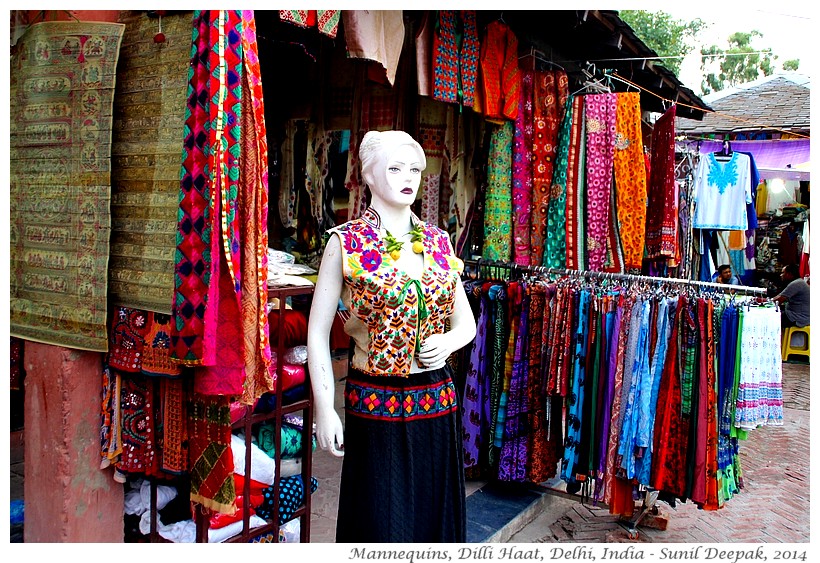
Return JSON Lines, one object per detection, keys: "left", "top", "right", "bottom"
{"left": 417, "top": 333, "right": 455, "bottom": 370}
{"left": 314, "top": 406, "right": 345, "bottom": 457}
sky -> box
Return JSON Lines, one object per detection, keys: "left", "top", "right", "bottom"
{"left": 658, "top": 2, "right": 814, "bottom": 92}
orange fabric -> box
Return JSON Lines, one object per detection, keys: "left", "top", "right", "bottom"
{"left": 479, "top": 20, "right": 520, "bottom": 122}
{"left": 613, "top": 92, "right": 648, "bottom": 270}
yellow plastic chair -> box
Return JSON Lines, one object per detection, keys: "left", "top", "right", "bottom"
{"left": 782, "top": 325, "right": 810, "bottom": 362}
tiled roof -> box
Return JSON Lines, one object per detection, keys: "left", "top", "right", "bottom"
{"left": 676, "top": 75, "right": 810, "bottom": 134}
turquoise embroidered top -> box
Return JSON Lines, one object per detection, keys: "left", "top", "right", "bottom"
{"left": 328, "top": 207, "right": 463, "bottom": 377}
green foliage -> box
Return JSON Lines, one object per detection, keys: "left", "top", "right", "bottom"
{"left": 619, "top": 10, "right": 707, "bottom": 76}
{"left": 783, "top": 59, "right": 801, "bottom": 71}
{"left": 700, "top": 30, "right": 776, "bottom": 94}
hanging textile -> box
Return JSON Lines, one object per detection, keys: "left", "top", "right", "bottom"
{"left": 612, "top": 92, "right": 648, "bottom": 271}
{"left": 735, "top": 306, "right": 784, "bottom": 429}
{"left": 565, "top": 96, "right": 586, "bottom": 270}
{"left": 531, "top": 70, "right": 568, "bottom": 267}
{"left": 431, "top": 10, "right": 479, "bottom": 108}
{"left": 10, "top": 20, "right": 125, "bottom": 351}
{"left": 188, "top": 393, "right": 236, "bottom": 514}
{"left": 483, "top": 122, "right": 514, "bottom": 261}
{"left": 644, "top": 105, "right": 678, "bottom": 261}
{"left": 477, "top": 20, "right": 520, "bottom": 122}
{"left": 583, "top": 93, "right": 618, "bottom": 272}
{"left": 278, "top": 10, "right": 340, "bottom": 38}
{"left": 172, "top": 11, "right": 272, "bottom": 403}
{"left": 459, "top": 261, "right": 776, "bottom": 517}
{"left": 511, "top": 71, "right": 534, "bottom": 266}
{"left": 418, "top": 97, "right": 448, "bottom": 224}
{"left": 342, "top": 11, "right": 405, "bottom": 86}
{"left": 542, "top": 95, "right": 574, "bottom": 269}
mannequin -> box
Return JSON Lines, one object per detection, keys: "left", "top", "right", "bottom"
{"left": 307, "top": 130, "right": 477, "bottom": 542}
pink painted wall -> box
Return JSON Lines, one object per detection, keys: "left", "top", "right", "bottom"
{"left": 24, "top": 342, "right": 124, "bottom": 542}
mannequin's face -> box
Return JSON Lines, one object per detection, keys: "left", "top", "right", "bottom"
{"left": 367, "top": 144, "right": 422, "bottom": 209}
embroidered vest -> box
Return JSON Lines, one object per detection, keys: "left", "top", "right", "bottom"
{"left": 328, "top": 208, "right": 464, "bottom": 377}
{"left": 432, "top": 10, "right": 480, "bottom": 107}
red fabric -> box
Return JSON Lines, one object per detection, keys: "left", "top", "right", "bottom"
{"left": 268, "top": 309, "right": 308, "bottom": 349}
{"left": 270, "top": 361, "right": 306, "bottom": 391}
{"left": 233, "top": 473, "right": 269, "bottom": 497}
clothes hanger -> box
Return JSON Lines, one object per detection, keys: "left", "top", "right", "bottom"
{"left": 715, "top": 139, "right": 733, "bottom": 160}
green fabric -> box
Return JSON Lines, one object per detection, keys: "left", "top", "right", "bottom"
{"left": 483, "top": 122, "right": 514, "bottom": 261}
{"left": 543, "top": 96, "right": 574, "bottom": 268}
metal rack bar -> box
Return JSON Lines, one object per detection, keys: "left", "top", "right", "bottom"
{"left": 463, "top": 258, "right": 767, "bottom": 296}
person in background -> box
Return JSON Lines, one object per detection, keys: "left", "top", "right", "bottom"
{"left": 774, "top": 263, "right": 810, "bottom": 330}
{"left": 712, "top": 264, "right": 741, "bottom": 285}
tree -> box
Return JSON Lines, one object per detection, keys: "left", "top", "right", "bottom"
{"left": 619, "top": 10, "right": 707, "bottom": 77}
{"left": 700, "top": 31, "right": 776, "bottom": 95}
{"left": 783, "top": 59, "right": 801, "bottom": 71}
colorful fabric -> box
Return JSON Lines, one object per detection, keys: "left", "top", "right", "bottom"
{"left": 461, "top": 281, "right": 496, "bottom": 469}
{"left": 511, "top": 71, "right": 534, "bottom": 266}
{"left": 188, "top": 392, "right": 236, "bottom": 514}
{"left": 531, "top": 70, "right": 565, "bottom": 267}
{"left": 561, "top": 289, "right": 591, "bottom": 482}
{"left": 344, "top": 376, "right": 459, "bottom": 421}
{"left": 431, "top": 11, "right": 479, "bottom": 107}
{"left": 644, "top": 105, "right": 679, "bottom": 259}
{"left": 478, "top": 20, "right": 520, "bottom": 121}
{"left": 108, "top": 307, "right": 150, "bottom": 373}
{"left": 108, "top": 12, "right": 191, "bottom": 314}
{"left": 256, "top": 475, "right": 318, "bottom": 524}
{"left": 483, "top": 121, "right": 514, "bottom": 261}
{"left": 498, "top": 282, "right": 530, "bottom": 482}
{"left": 583, "top": 93, "right": 618, "bottom": 272}
{"left": 329, "top": 208, "right": 463, "bottom": 377}
{"left": 99, "top": 366, "right": 123, "bottom": 469}
{"left": 118, "top": 372, "right": 159, "bottom": 476}
{"left": 612, "top": 92, "right": 648, "bottom": 271}
{"left": 141, "top": 313, "right": 181, "bottom": 377}
{"left": 278, "top": 10, "right": 340, "bottom": 38}
{"left": 735, "top": 306, "right": 784, "bottom": 429}
{"left": 565, "top": 96, "right": 586, "bottom": 270}
{"left": 543, "top": 95, "right": 575, "bottom": 269}
{"left": 172, "top": 11, "right": 216, "bottom": 363}
{"left": 159, "top": 376, "right": 189, "bottom": 474}
{"left": 10, "top": 21, "right": 125, "bottom": 351}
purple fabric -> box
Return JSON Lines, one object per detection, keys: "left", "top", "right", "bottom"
{"left": 584, "top": 93, "right": 618, "bottom": 272}
{"left": 461, "top": 285, "right": 493, "bottom": 469}
{"left": 597, "top": 302, "right": 622, "bottom": 477}
{"left": 686, "top": 139, "right": 808, "bottom": 172}
{"left": 511, "top": 71, "right": 534, "bottom": 266}
{"left": 498, "top": 283, "right": 529, "bottom": 482}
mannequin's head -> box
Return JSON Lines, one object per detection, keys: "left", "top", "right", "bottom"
{"left": 360, "top": 130, "right": 426, "bottom": 208}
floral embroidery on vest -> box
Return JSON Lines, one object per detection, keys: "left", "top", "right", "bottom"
{"left": 331, "top": 208, "right": 463, "bottom": 377}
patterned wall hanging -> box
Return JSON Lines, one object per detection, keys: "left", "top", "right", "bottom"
{"left": 10, "top": 20, "right": 126, "bottom": 351}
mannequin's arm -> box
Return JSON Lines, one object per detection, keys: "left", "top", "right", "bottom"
{"left": 307, "top": 236, "right": 346, "bottom": 457}
{"left": 416, "top": 276, "right": 477, "bottom": 370}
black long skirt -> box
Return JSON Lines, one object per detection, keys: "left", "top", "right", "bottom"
{"left": 335, "top": 365, "right": 466, "bottom": 543}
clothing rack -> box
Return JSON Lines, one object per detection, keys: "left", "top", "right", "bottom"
{"left": 462, "top": 258, "right": 767, "bottom": 296}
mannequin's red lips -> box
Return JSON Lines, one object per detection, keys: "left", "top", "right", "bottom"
{"left": 401, "top": 188, "right": 414, "bottom": 194}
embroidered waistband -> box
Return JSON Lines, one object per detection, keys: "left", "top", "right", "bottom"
{"left": 344, "top": 377, "right": 458, "bottom": 421}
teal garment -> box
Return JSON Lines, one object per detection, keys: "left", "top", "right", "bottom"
{"left": 257, "top": 421, "right": 316, "bottom": 459}
{"left": 543, "top": 96, "right": 574, "bottom": 268}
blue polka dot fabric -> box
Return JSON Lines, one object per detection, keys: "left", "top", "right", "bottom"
{"left": 255, "top": 475, "right": 318, "bottom": 525}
